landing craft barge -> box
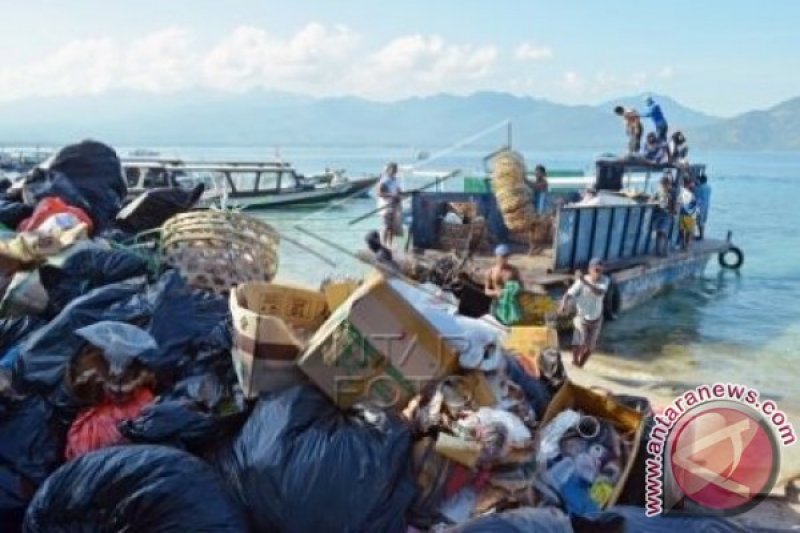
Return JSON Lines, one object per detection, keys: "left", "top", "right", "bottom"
{"left": 403, "top": 159, "right": 743, "bottom": 319}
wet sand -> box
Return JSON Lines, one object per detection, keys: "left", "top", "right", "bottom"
{"left": 567, "top": 351, "right": 800, "bottom": 529}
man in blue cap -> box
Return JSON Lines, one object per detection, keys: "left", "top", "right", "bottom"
{"left": 485, "top": 244, "right": 523, "bottom": 324}
{"left": 641, "top": 96, "right": 669, "bottom": 142}
{"left": 558, "top": 257, "right": 609, "bottom": 367}
{"left": 484, "top": 244, "right": 520, "bottom": 298}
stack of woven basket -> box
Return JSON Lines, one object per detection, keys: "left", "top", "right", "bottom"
{"left": 491, "top": 151, "right": 534, "bottom": 232}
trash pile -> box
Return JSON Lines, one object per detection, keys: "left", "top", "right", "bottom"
{"left": 0, "top": 140, "right": 746, "bottom": 532}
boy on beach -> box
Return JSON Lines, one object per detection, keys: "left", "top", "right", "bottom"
{"left": 558, "top": 258, "right": 609, "bottom": 367}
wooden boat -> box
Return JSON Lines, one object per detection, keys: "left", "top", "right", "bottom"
{"left": 122, "top": 158, "right": 378, "bottom": 209}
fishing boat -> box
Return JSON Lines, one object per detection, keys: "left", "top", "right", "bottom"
{"left": 122, "top": 158, "right": 378, "bottom": 209}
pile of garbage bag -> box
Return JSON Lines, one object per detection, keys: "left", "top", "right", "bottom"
{"left": 0, "top": 139, "right": 753, "bottom": 531}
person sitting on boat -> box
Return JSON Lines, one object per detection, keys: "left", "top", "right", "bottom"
{"left": 377, "top": 162, "right": 403, "bottom": 248}
{"left": 641, "top": 96, "right": 669, "bottom": 142}
{"left": 484, "top": 244, "right": 524, "bottom": 325}
{"left": 653, "top": 174, "right": 675, "bottom": 256}
{"left": 558, "top": 257, "right": 609, "bottom": 368}
{"left": 365, "top": 230, "right": 401, "bottom": 273}
{"left": 669, "top": 131, "right": 689, "bottom": 164}
{"left": 694, "top": 173, "right": 711, "bottom": 240}
{"left": 678, "top": 179, "right": 697, "bottom": 250}
{"left": 614, "top": 106, "right": 643, "bottom": 154}
{"left": 529, "top": 164, "right": 549, "bottom": 214}
{"left": 642, "top": 132, "right": 669, "bottom": 164}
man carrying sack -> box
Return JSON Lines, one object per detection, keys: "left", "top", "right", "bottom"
{"left": 558, "top": 258, "right": 609, "bottom": 367}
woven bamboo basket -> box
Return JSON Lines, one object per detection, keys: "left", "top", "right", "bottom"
{"left": 438, "top": 218, "right": 487, "bottom": 251}
{"left": 161, "top": 211, "right": 280, "bottom": 295}
{"left": 507, "top": 214, "right": 554, "bottom": 245}
{"left": 449, "top": 202, "right": 478, "bottom": 221}
{"left": 492, "top": 151, "right": 534, "bottom": 232}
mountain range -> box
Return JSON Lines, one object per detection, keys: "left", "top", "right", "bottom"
{"left": 0, "top": 89, "right": 796, "bottom": 151}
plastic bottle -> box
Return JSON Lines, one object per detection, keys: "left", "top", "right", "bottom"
{"left": 574, "top": 452, "right": 600, "bottom": 483}
{"left": 547, "top": 456, "right": 576, "bottom": 488}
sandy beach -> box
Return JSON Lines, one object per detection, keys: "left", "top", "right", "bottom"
{"left": 568, "top": 351, "right": 800, "bottom": 529}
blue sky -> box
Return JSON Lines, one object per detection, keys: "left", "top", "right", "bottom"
{"left": 1, "top": 0, "right": 797, "bottom": 116}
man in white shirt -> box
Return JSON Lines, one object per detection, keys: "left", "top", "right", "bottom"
{"left": 558, "top": 258, "right": 609, "bottom": 367}
{"left": 377, "top": 162, "right": 402, "bottom": 247}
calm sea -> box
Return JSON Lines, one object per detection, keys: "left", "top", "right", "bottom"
{"left": 142, "top": 145, "right": 800, "bottom": 412}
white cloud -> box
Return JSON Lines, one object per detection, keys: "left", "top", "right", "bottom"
{"left": 123, "top": 27, "right": 198, "bottom": 93}
{"left": 354, "top": 34, "right": 497, "bottom": 97}
{"left": 514, "top": 42, "right": 553, "bottom": 61}
{"left": 0, "top": 25, "right": 670, "bottom": 103}
{"left": 202, "top": 23, "right": 359, "bottom": 91}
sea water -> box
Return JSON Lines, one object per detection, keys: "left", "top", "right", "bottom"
{"left": 147, "top": 145, "right": 800, "bottom": 412}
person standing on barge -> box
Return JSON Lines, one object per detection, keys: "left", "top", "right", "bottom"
{"left": 614, "top": 106, "right": 643, "bottom": 154}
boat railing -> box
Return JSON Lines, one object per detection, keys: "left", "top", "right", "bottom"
{"left": 552, "top": 202, "right": 678, "bottom": 272}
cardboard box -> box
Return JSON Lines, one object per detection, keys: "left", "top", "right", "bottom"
{"left": 503, "top": 326, "right": 558, "bottom": 376}
{"left": 234, "top": 281, "right": 328, "bottom": 330}
{"left": 298, "top": 274, "right": 459, "bottom": 409}
{"left": 323, "top": 280, "right": 360, "bottom": 313}
{"left": 538, "top": 381, "right": 645, "bottom": 509}
{"left": 230, "top": 282, "right": 326, "bottom": 398}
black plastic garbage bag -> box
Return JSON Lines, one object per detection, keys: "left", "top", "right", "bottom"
{"left": 505, "top": 354, "right": 551, "bottom": 420}
{"left": 450, "top": 507, "right": 572, "bottom": 533}
{"left": 38, "top": 242, "right": 150, "bottom": 316}
{"left": 25, "top": 140, "right": 126, "bottom": 231}
{"left": 23, "top": 445, "right": 247, "bottom": 532}
{"left": 0, "top": 200, "right": 32, "bottom": 229}
{"left": 116, "top": 184, "right": 205, "bottom": 234}
{"left": 0, "top": 395, "right": 67, "bottom": 532}
{"left": 572, "top": 506, "right": 745, "bottom": 533}
{"left": 215, "top": 385, "right": 416, "bottom": 533}
{"left": 17, "top": 280, "right": 144, "bottom": 393}
{"left": 0, "top": 317, "right": 45, "bottom": 365}
{"left": 22, "top": 170, "right": 92, "bottom": 219}
{"left": 121, "top": 373, "right": 249, "bottom": 454}
{"left": 18, "top": 271, "right": 227, "bottom": 395}
{"left": 138, "top": 270, "right": 229, "bottom": 371}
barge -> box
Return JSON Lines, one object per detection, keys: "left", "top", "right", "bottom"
{"left": 403, "top": 159, "right": 743, "bottom": 320}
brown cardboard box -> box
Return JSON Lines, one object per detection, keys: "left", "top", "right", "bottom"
{"left": 538, "top": 381, "right": 645, "bottom": 509}
{"left": 503, "top": 326, "right": 558, "bottom": 376}
{"left": 322, "top": 281, "right": 360, "bottom": 313}
{"left": 298, "top": 274, "right": 459, "bottom": 410}
{"left": 230, "top": 282, "right": 327, "bottom": 398}
{"left": 235, "top": 281, "right": 328, "bottom": 330}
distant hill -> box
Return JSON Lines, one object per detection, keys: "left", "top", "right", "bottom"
{"left": 689, "top": 97, "right": 800, "bottom": 150}
{"left": 0, "top": 89, "right": 794, "bottom": 151}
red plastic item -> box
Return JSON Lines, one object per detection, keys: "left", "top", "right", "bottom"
{"left": 64, "top": 388, "right": 154, "bottom": 461}
{"left": 17, "top": 197, "right": 94, "bottom": 234}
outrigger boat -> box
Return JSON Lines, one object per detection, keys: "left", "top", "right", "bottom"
{"left": 122, "top": 158, "right": 378, "bottom": 209}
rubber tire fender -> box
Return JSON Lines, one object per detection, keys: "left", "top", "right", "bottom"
{"left": 718, "top": 245, "right": 744, "bottom": 269}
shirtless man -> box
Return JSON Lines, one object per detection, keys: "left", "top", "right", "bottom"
{"left": 614, "top": 105, "right": 643, "bottom": 154}
{"left": 484, "top": 244, "right": 521, "bottom": 298}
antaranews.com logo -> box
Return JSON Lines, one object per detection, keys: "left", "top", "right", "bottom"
{"left": 645, "top": 383, "right": 797, "bottom": 517}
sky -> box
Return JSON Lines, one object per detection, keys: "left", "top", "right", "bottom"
{"left": 0, "top": 0, "right": 797, "bottom": 117}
